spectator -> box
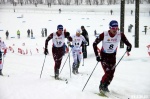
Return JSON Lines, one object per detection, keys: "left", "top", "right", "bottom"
{"left": 45, "top": 28, "right": 47, "bottom": 37}
{"left": 17, "top": 30, "right": 20, "bottom": 39}
{"left": 144, "top": 26, "right": 147, "bottom": 35}
{"left": 131, "top": 10, "right": 133, "bottom": 15}
{"left": 81, "top": 26, "right": 89, "bottom": 58}
{"left": 59, "top": 9, "right": 61, "bottom": 14}
{"left": 31, "top": 29, "right": 33, "bottom": 37}
{"left": 27, "top": 29, "right": 30, "bottom": 37}
{"left": 41, "top": 29, "right": 44, "bottom": 37}
{"left": 110, "top": 9, "right": 113, "bottom": 15}
{"left": 6, "top": 30, "right": 9, "bottom": 39}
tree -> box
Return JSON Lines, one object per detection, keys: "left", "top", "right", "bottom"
{"left": 135, "top": 0, "right": 139, "bottom": 48}
{"left": 120, "top": 0, "right": 125, "bottom": 48}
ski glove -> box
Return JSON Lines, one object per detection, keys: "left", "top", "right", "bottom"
{"left": 126, "top": 46, "right": 131, "bottom": 52}
{"left": 3, "top": 49, "right": 7, "bottom": 55}
{"left": 44, "top": 48, "right": 49, "bottom": 55}
{"left": 67, "top": 41, "right": 71, "bottom": 46}
{"left": 96, "top": 56, "right": 101, "bottom": 62}
{"left": 70, "top": 45, "right": 74, "bottom": 48}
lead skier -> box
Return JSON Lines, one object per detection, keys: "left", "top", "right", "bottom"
{"left": 93, "top": 20, "right": 132, "bottom": 93}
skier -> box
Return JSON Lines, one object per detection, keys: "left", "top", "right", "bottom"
{"left": 68, "top": 29, "right": 87, "bottom": 74}
{"left": 93, "top": 20, "right": 132, "bottom": 93}
{"left": 44, "top": 25, "right": 72, "bottom": 80}
{"left": 0, "top": 38, "right": 7, "bottom": 76}
{"left": 81, "top": 26, "right": 89, "bottom": 59}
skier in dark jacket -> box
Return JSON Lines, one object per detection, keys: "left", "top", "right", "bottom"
{"left": 81, "top": 26, "right": 89, "bottom": 58}
{"left": 93, "top": 20, "right": 132, "bottom": 93}
{"left": 44, "top": 25, "right": 72, "bottom": 80}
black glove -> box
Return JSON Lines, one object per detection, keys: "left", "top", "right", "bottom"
{"left": 96, "top": 56, "right": 101, "bottom": 62}
{"left": 44, "top": 48, "right": 49, "bottom": 55}
{"left": 126, "top": 46, "right": 131, "bottom": 52}
{"left": 70, "top": 45, "right": 74, "bottom": 48}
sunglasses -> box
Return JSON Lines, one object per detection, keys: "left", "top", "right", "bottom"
{"left": 58, "top": 29, "right": 63, "bottom": 31}
{"left": 111, "top": 27, "right": 118, "bottom": 30}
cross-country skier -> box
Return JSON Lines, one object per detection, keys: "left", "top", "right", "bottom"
{"left": 68, "top": 29, "right": 87, "bottom": 74}
{"left": 0, "top": 38, "right": 7, "bottom": 76}
{"left": 93, "top": 20, "right": 132, "bottom": 93}
{"left": 44, "top": 25, "right": 72, "bottom": 80}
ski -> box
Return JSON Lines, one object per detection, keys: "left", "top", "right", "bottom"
{"left": 0, "top": 75, "right": 10, "bottom": 77}
{"left": 50, "top": 75, "right": 68, "bottom": 84}
{"left": 95, "top": 91, "right": 122, "bottom": 99}
{"left": 95, "top": 92, "right": 108, "bottom": 97}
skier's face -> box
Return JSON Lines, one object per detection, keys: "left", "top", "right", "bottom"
{"left": 57, "top": 29, "right": 63, "bottom": 35}
{"left": 76, "top": 32, "right": 81, "bottom": 37}
{"left": 110, "top": 27, "right": 118, "bottom": 34}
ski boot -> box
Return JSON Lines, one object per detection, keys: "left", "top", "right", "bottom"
{"left": 0, "top": 69, "right": 3, "bottom": 76}
{"left": 55, "top": 69, "right": 59, "bottom": 80}
{"left": 72, "top": 68, "right": 77, "bottom": 74}
{"left": 76, "top": 68, "right": 79, "bottom": 74}
{"left": 76, "top": 62, "right": 80, "bottom": 74}
{"left": 99, "top": 82, "right": 110, "bottom": 93}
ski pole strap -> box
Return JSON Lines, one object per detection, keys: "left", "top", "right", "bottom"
{"left": 111, "top": 51, "right": 127, "bottom": 70}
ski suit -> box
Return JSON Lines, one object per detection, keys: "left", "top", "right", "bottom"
{"left": 45, "top": 31, "right": 72, "bottom": 74}
{"left": 71, "top": 35, "right": 87, "bottom": 70}
{"left": 93, "top": 30, "right": 132, "bottom": 85}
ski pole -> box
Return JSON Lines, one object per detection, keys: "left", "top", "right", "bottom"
{"left": 111, "top": 51, "right": 127, "bottom": 70}
{"left": 40, "top": 55, "right": 46, "bottom": 78}
{"left": 82, "top": 44, "right": 85, "bottom": 66}
{"left": 1, "top": 52, "right": 5, "bottom": 69}
{"left": 82, "top": 62, "right": 99, "bottom": 92}
{"left": 60, "top": 49, "right": 72, "bottom": 74}
{"left": 82, "top": 53, "right": 84, "bottom": 66}
{"left": 68, "top": 47, "right": 71, "bottom": 78}
{"left": 2, "top": 53, "right": 5, "bottom": 67}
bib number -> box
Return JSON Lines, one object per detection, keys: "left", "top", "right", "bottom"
{"left": 109, "top": 44, "right": 114, "bottom": 49}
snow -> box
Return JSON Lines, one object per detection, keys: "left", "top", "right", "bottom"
{"left": 0, "top": 4, "right": 150, "bottom": 99}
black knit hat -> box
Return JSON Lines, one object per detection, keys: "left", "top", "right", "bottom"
{"left": 57, "top": 24, "right": 63, "bottom": 30}
{"left": 81, "top": 26, "right": 84, "bottom": 28}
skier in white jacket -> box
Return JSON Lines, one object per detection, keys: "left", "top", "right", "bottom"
{"left": 69, "top": 29, "right": 87, "bottom": 74}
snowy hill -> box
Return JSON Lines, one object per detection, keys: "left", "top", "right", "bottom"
{"left": 0, "top": 4, "right": 150, "bottom": 99}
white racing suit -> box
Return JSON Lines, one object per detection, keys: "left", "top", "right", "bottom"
{"left": 71, "top": 35, "right": 87, "bottom": 74}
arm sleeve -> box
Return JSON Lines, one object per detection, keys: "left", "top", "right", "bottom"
{"left": 93, "top": 33, "right": 104, "bottom": 56}
{"left": 65, "top": 32, "right": 72, "bottom": 42}
{"left": 45, "top": 33, "right": 53, "bottom": 49}
{"left": 121, "top": 33, "right": 132, "bottom": 48}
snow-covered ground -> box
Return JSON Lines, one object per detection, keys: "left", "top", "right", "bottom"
{"left": 0, "top": 4, "right": 150, "bottom": 99}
